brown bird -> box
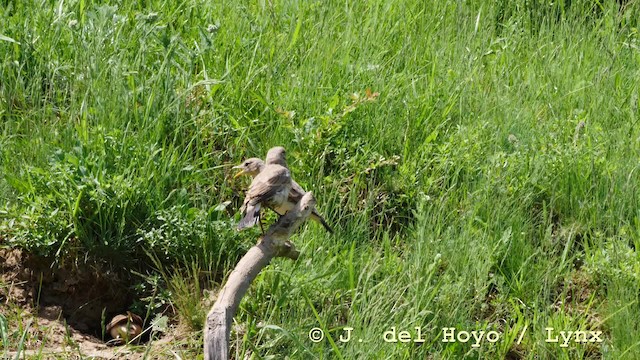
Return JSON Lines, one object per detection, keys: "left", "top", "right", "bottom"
{"left": 237, "top": 148, "right": 292, "bottom": 231}
{"left": 106, "top": 311, "right": 143, "bottom": 345}
{"left": 233, "top": 147, "right": 334, "bottom": 233}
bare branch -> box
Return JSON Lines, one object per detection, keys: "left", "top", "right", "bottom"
{"left": 204, "top": 192, "right": 316, "bottom": 360}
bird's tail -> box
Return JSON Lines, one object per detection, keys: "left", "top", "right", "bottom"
{"left": 311, "top": 212, "right": 334, "bottom": 234}
{"left": 237, "top": 203, "right": 261, "bottom": 231}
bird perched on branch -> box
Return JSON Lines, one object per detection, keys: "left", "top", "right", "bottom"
{"left": 237, "top": 147, "right": 292, "bottom": 231}
{"left": 233, "top": 147, "right": 334, "bottom": 233}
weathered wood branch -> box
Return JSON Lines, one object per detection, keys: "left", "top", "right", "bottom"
{"left": 204, "top": 192, "right": 316, "bottom": 360}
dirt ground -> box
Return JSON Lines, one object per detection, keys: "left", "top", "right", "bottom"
{"left": 0, "top": 248, "right": 185, "bottom": 359}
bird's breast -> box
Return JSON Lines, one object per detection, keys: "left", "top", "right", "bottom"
{"left": 267, "top": 187, "right": 290, "bottom": 207}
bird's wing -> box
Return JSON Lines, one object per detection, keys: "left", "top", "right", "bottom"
{"left": 246, "top": 166, "right": 291, "bottom": 205}
{"left": 288, "top": 179, "right": 306, "bottom": 203}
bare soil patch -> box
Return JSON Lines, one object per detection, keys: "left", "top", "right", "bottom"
{"left": 0, "top": 248, "right": 179, "bottom": 359}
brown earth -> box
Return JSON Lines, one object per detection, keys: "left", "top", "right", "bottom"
{"left": 0, "top": 248, "right": 182, "bottom": 359}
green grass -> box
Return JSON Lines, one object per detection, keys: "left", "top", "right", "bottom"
{"left": 2, "top": 0, "right": 640, "bottom": 358}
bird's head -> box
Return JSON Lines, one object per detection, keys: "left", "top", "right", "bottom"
{"left": 233, "top": 157, "right": 265, "bottom": 178}
{"left": 265, "top": 146, "right": 287, "bottom": 167}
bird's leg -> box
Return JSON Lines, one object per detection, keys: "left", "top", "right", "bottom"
{"left": 277, "top": 210, "right": 288, "bottom": 220}
{"left": 259, "top": 215, "right": 265, "bottom": 235}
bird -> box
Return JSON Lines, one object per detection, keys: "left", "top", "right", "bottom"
{"left": 105, "top": 311, "right": 143, "bottom": 345}
{"left": 237, "top": 148, "right": 292, "bottom": 231}
{"left": 233, "top": 147, "right": 334, "bottom": 233}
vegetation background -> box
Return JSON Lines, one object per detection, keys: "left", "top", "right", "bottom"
{"left": 1, "top": 0, "right": 640, "bottom": 358}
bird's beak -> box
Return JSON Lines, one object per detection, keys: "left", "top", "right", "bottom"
{"left": 232, "top": 165, "right": 245, "bottom": 179}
